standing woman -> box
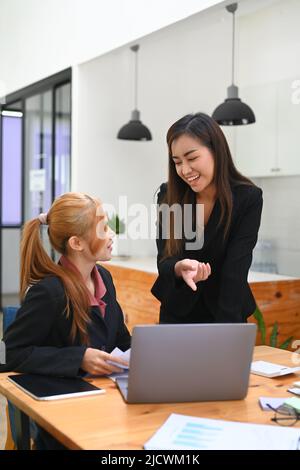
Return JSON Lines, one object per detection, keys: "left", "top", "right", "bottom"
{"left": 151, "top": 113, "right": 263, "bottom": 324}
{"left": 0, "top": 192, "right": 130, "bottom": 448}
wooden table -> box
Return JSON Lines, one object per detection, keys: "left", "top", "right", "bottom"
{"left": 0, "top": 346, "right": 299, "bottom": 450}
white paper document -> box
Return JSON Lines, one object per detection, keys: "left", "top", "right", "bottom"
{"left": 106, "top": 347, "right": 131, "bottom": 381}
{"left": 259, "top": 397, "right": 287, "bottom": 411}
{"left": 107, "top": 347, "right": 131, "bottom": 370}
{"left": 144, "top": 413, "right": 300, "bottom": 450}
{"left": 288, "top": 388, "right": 300, "bottom": 397}
{"left": 251, "top": 360, "right": 300, "bottom": 378}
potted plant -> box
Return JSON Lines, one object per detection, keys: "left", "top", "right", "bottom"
{"left": 108, "top": 214, "right": 130, "bottom": 259}
{"left": 253, "top": 306, "right": 293, "bottom": 349}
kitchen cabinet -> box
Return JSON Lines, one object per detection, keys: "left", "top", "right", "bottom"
{"left": 235, "top": 78, "right": 300, "bottom": 177}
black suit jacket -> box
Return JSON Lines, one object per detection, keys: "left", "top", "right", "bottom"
{"left": 151, "top": 183, "right": 263, "bottom": 324}
{"left": 0, "top": 265, "right": 131, "bottom": 377}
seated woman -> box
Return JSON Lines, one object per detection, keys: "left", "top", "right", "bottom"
{"left": 0, "top": 192, "right": 130, "bottom": 448}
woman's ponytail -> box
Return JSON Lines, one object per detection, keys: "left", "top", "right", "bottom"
{"left": 20, "top": 218, "right": 58, "bottom": 299}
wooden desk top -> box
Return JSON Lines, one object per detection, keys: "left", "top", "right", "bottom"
{"left": 1, "top": 346, "right": 300, "bottom": 450}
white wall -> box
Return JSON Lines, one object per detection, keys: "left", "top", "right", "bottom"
{"left": 73, "top": 0, "right": 291, "bottom": 258}
{"left": 0, "top": 0, "right": 225, "bottom": 296}
{"left": 73, "top": 4, "right": 237, "bottom": 256}
{"left": 238, "top": 0, "right": 300, "bottom": 85}
{"left": 0, "top": 0, "right": 224, "bottom": 96}
{"left": 73, "top": 0, "right": 300, "bottom": 274}
{"left": 2, "top": 0, "right": 300, "bottom": 288}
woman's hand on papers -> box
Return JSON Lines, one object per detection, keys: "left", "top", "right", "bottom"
{"left": 174, "top": 259, "right": 211, "bottom": 291}
{"left": 81, "top": 348, "right": 129, "bottom": 376}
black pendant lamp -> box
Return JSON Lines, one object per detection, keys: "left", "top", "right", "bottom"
{"left": 212, "top": 3, "right": 255, "bottom": 126}
{"left": 117, "top": 44, "right": 152, "bottom": 141}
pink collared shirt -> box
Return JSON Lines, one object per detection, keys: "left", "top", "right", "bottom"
{"left": 59, "top": 255, "right": 107, "bottom": 317}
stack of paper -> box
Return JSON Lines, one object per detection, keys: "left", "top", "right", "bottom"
{"left": 144, "top": 414, "right": 300, "bottom": 450}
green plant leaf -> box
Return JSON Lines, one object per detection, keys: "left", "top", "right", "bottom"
{"left": 279, "top": 336, "right": 293, "bottom": 350}
{"left": 252, "top": 306, "right": 293, "bottom": 351}
{"left": 253, "top": 306, "right": 266, "bottom": 344}
{"left": 270, "top": 322, "right": 278, "bottom": 348}
{"left": 108, "top": 214, "right": 125, "bottom": 234}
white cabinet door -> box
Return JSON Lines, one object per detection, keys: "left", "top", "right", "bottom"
{"left": 235, "top": 82, "right": 277, "bottom": 177}
{"left": 277, "top": 78, "right": 300, "bottom": 176}
{"left": 235, "top": 78, "right": 300, "bottom": 178}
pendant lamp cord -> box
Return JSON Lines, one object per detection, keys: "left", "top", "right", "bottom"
{"left": 131, "top": 44, "right": 139, "bottom": 110}
{"left": 135, "top": 49, "right": 138, "bottom": 109}
{"left": 231, "top": 8, "right": 235, "bottom": 85}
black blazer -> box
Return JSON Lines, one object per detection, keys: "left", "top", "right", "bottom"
{"left": 151, "top": 183, "right": 263, "bottom": 324}
{"left": 0, "top": 265, "right": 131, "bottom": 377}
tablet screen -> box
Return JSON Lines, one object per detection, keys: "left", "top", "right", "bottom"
{"left": 8, "top": 373, "right": 105, "bottom": 400}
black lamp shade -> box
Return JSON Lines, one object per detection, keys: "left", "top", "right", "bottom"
{"left": 212, "top": 85, "right": 255, "bottom": 126}
{"left": 117, "top": 110, "right": 152, "bottom": 141}
{"left": 212, "top": 98, "right": 256, "bottom": 126}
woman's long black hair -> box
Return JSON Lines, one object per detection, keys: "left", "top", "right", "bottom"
{"left": 163, "top": 112, "right": 254, "bottom": 257}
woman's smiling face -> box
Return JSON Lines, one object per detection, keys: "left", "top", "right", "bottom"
{"left": 171, "top": 134, "right": 215, "bottom": 194}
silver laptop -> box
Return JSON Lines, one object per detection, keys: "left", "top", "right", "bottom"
{"left": 116, "top": 323, "right": 256, "bottom": 403}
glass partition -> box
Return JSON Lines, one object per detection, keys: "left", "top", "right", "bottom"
{"left": 0, "top": 69, "right": 71, "bottom": 308}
